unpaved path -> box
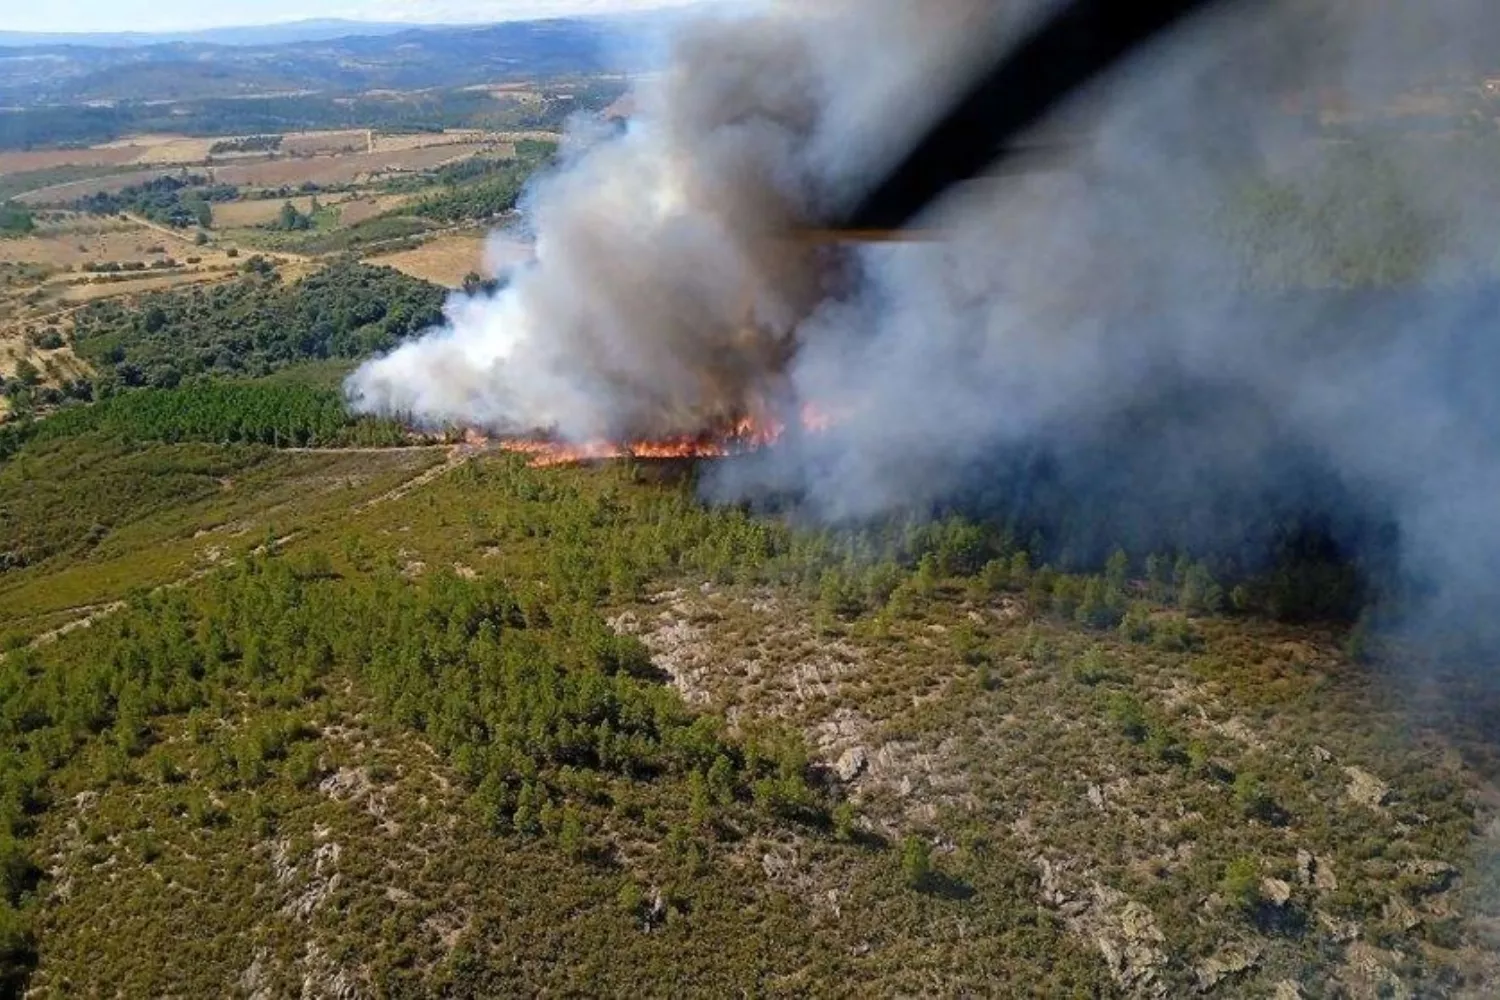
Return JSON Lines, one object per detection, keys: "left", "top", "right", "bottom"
{"left": 4, "top": 444, "right": 480, "bottom": 657}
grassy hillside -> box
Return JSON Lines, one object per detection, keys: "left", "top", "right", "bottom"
{"left": 0, "top": 422, "right": 1494, "bottom": 996}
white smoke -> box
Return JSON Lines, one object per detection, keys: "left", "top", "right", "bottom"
{"left": 346, "top": 0, "right": 1015, "bottom": 440}
{"left": 349, "top": 0, "right": 1500, "bottom": 636}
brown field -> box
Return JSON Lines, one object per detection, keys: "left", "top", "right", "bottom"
{"left": 372, "top": 233, "right": 531, "bottom": 288}
{"left": 211, "top": 196, "right": 321, "bottom": 228}
{"left": 211, "top": 143, "right": 496, "bottom": 188}
{"left": 128, "top": 137, "right": 221, "bottom": 165}
{"left": 335, "top": 194, "right": 412, "bottom": 225}
{"left": 0, "top": 134, "right": 258, "bottom": 177}
{"left": 372, "top": 130, "right": 502, "bottom": 153}
{"left": 280, "top": 130, "right": 372, "bottom": 156}
{"left": 16, "top": 168, "right": 177, "bottom": 206}
{"left": 55, "top": 269, "right": 235, "bottom": 304}
{"left": 371, "top": 233, "right": 489, "bottom": 288}
{"left": 213, "top": 193, "right": 411, "bottom": 229}
{"left": 0, "top": 146, "right": 143, "bottom": 175}
{"left": 0, "top": 224, "right": 190, "bottom": 269}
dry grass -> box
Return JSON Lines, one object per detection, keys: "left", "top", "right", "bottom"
{"left": 371, "top": 233, "right": 498, "bottom": 288}
{"left": 211, "top": 144, "right": 493, "bottom": 189}
{"left": 212, "top": 191, "right": 413, "bottom": 230}
{"left": 7, "top": 235, "right": 116, "bottom": 270}
{"left": 0, "top": 147, "right": 142, "bottom": 175}
{"left": 281, "top": 130, "right": 371, "bottom": 156}
{"left": 15, "top": 169, "right": 177, "bottom": 206}
{"left": 372, "top": 130, "right": 510, "bottom": 154}
{"left": 128, "top": 137, "right": 220, "bottom": 165}
{"left": 212, "top": 197, "right": 321, "bottom": 229}
{"left": 56, "top": 269, "right": 235, "bottom": 303}
{"left": 335, "top": 194, "right": 412, "bottom": 226}
{"left": 0, "top": 223, "right": 183, "bottom": 269}
{"left": 0, "top": 322, "right": 89, "bottom": 391}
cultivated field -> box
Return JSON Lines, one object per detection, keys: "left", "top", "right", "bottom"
{"left": 0, "top": 219, "right": 191, "bottom": 269}
{"left": 54, "top": 269, "right": 237, "bottom": 303}
{"left": 280, "top": 130, "right": 372, "bottom": 156}
{"left": 372, "top": 232, "right": 531, "bottom": 288}
{"left": 211, "top": 196, "right": 323, "bottom": 228}
{"left": 334, "top": 194, "right": 413, "bottom": 225}
{"left": 210, "top": 143, "right": 501, "bottom": 188}
{"left": 372, "top": 130, "right": 506, "bottom": 153}
{"left": 14, "top": 168, "right": 178, "bottom": 206}
{"left": 0, "top": 146, "right": 143, "bottom": 174}
{"left": 0, "top": 133, "right": 273, "bottom": 176}
{"left": 127, "top": 136, "right": 222, "bottom": 164}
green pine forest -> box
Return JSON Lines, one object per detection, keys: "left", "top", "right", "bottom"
{"left": 0, "top": 241, "right": 1495, "bottom": 997}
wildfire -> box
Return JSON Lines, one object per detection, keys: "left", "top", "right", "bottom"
{"left": 485, "top": 405, "right": 837, "bottom": 468}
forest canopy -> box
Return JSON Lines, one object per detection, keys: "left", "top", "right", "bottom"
{"left": 71, "top": 259, "right": 447, "bottom": 392}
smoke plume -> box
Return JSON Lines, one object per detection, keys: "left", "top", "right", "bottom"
{"left": 348, "top": 0, "right": 1500, "bottom": 638}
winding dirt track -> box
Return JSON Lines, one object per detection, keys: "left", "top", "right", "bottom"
{"left": 3, "top": 443, "right": 481, "bottom": 657}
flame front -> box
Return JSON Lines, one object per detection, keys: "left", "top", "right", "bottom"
{"left": 488, "top": 408, "right": 832, "bottom": 468}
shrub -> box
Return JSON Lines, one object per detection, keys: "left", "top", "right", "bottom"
{"left": 1220, "top": 856, "right": 1261, "bottom": 912}
{"left": 901, "top": 835, "right": 932, "bottom": 889}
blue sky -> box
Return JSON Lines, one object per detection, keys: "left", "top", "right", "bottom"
{"left": 7, "top": 0, "right": 712, "bottom": 34}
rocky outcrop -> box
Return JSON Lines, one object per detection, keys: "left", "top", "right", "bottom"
{"left": 1195, "top": 945, "right": 1260, "bottom": 992}
{"left": 835, "top": 746, "right": 868, "bottom": 783}
{"left": 1344, "top": 767, "right": 1390, "bottom": 809}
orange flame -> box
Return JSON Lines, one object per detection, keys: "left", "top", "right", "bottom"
{"left": 490, "top": 408, "right": 834, "bottom": 468}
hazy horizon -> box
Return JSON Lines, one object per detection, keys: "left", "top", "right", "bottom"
{"left": 2, "top": 0, "right": 720, "bottom": 36}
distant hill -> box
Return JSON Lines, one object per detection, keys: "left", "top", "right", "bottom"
{"left": 0, "top": 16, "right": 677, "bottom": 108}
{"left": 0, "top": 20, "right": 433, "bottom": 48}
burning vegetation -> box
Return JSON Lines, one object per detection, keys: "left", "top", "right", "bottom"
{"left": 488, "top": 404, "right": 835, "bottom": 467}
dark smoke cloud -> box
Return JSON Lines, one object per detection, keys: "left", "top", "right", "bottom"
{"left": 348, "top": 0, "right": 1500, "bottom": 637}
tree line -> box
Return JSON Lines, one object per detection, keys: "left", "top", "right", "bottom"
{"left": 408, "top": 141, "right": 558, "bottom": 223}
{"left": 71, "top": 258, "right": 446, "bottom": 392}
{"left": 74, "top": 174, "right": 237, "bottom": 230}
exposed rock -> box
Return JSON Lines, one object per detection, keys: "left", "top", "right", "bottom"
{"left": 241, "top": 948, "right": 272, "bottom": 1000}
{"left": 1087, "top": 784, "right": 1106, "bottom": 811}
{"left": 1400, "top": 859, "right": 1457, "bottom": 895}
{"left": 1036, "top": 856, "right": 1068, "bottom": 905}
{"left": 1299, "top": 850, "right": 1340, "bottom": 892}
{"left": 1093, "top": 889, "right": 1168, "bottom": 997}
{"left": 1384, "top": 896, "right": 1421, "bottom": 933}
{"left": 319, "top": 767, "right": 371, "bottom": 801}
{"left": 1345, "top": 767, "right": 1390, "bottom": 809}
{"left": 1317, "top": 910, "right": 1361, "bottom": 943}
{"left": 835, "top": 746, "right": 868, "bottom": 783}
{"left": 760, "top": 848, "right": 795, "bottom": 881}
{"left": 299, "top": 940, "right": 364, "bottom": 1000}
{"left": 1343, "top": 942, "right": 1409, "bottom": 1000}
{"left": 1194, "top": 945, "right": 1260, "bottom": 991}
{"left": 1274, "top": 981, "right": 1305, "bottom": 1000}
{"left": 1261, "top": 877, "right": 1293, "bottom": 907}
{"left": 281, "top": 841, "right": 343, "bottom": 920}
{"left": 1311, "top": 745, "right": 1333, "bottom": 763}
